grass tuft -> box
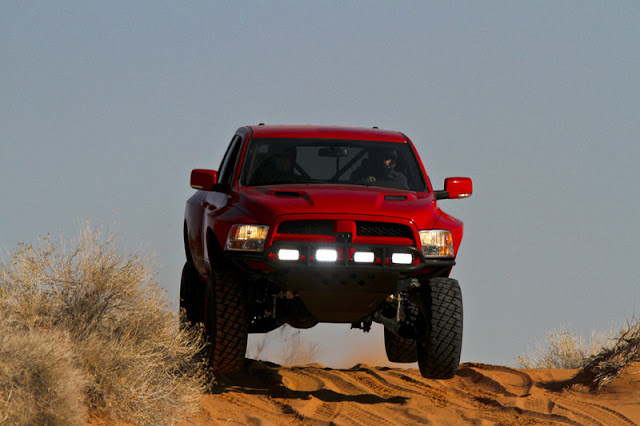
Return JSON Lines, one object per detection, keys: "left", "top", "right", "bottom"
{"left": 515, "top": 327, "right": 612, "bottom": 370}
{"left": 0, "top": 222, "right": 206, "bottom": 425}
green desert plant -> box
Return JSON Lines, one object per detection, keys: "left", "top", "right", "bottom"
{"left": 0, "top": 223, "right": 206, "bottom": 425}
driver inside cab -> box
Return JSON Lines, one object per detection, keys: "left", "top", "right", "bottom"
{"left": 350, "top": 148, "right": 408, "bottom": 189}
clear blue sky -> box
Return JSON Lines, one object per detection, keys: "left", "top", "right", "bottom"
{"left": 2, "top": 2, "right": 639, "bottom": 367}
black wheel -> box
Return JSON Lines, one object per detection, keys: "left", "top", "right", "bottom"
{"left": 384, "top": 327, "right": 418, "bottom": 363}
{"left": 203, "top": 267, "right": 248, "bottom": 372}
{"left": 417, "top": 277, "right": 463, "bottom": 379}
{"left": 179, "top": 261, "right": 204, "bottom": 328}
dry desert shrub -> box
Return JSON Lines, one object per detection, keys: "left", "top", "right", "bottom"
{"left": 0, "top": 223, "right": 206, "bottom": 425}
{"left": 575, "top": 317, "right": 640, "bottom": 390}
{"left": 515, "top": 327, "right": 613, "bottom": 370}
{"left": 0, "top": 322, "right": 87, "bottom": 425}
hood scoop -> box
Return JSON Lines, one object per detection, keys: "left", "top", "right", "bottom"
{"left": 384, "top": 194, "right": 408, "bottom": 201}
{"left": 273, "top": 190, "right": 302, "bottom": 198}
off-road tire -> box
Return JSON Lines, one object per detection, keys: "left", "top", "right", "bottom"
{"left": 417, "top": 277, "right": 463, "bottom": 379}
{"left": 179, "top": 261, "right": 204, "bottom": 329}
{"left": 384, "top": 327, "right": 418, "bottom": 363}
{"left": 203, "top": 267, "right": 248, "bottom": 372}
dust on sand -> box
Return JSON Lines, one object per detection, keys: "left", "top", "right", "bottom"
{"left": 184, "top": 360, "right": 640, "bottom": 425}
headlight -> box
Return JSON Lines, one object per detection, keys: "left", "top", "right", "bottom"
{"left": 225, "top": 224, "right": 269, "bottom": 252}
{"left": 419, "top": 230, "right": 454, "bottom": 257}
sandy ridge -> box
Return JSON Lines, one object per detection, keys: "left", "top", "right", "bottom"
{"left": 186, "top": 360, "right": 640, "bottom": 425}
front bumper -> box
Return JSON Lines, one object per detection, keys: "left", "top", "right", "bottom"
{"left": 264, "top": 242, "right": 454, "bottom": 322}
{"left": 226, "top": 241, "right": 455, "bottom": 323}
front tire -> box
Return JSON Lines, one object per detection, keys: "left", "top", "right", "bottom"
{"left": 203, "top": 267, "right": 248, "bottom": 372}
{"left": 417, "top": 277, "right": 463, "bottom": 379}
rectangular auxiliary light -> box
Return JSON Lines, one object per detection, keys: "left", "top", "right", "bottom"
{"left": 353, "top": 251, "right": 375, "bottom": 263}
{"left": 278, "top": 249, "right": 300, "bottom": 261}
{"left": 316, "top": 249, "right": 338, "bottom": 262}
{"left": 391, "top": 252, "right": 413, "bottom": 265}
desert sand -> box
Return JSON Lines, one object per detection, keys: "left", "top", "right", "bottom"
{"left": 185, "top": 360, "right": 640, "bottom": 425}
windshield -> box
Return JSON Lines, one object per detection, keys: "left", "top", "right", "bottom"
{"left": 239, "top": 138, "right": 427, "bottom": 192}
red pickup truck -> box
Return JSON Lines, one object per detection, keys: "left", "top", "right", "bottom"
{"left": 181, "top": 125, "right": 472, "bottom": 378}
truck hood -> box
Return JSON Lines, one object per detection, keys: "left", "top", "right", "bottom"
{"left": 232, "top": 184, "right": 440, "bottom": 229}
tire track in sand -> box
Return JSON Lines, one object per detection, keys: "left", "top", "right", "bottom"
{"left": 455, "top": 363, "right": 637, "bottom": 425}
{"left": 295, "top": 366, "right": 406, "bottom": 426}
{"left": 192, "top": 361, "right": 639, "bottom": 425}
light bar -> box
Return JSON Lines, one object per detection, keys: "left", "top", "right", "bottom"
{"left": 353, "top": 251, "right": 375, "bottom": 263}
{"left": 391, "top": 252, "right": 413, "bottom": 265}
{"left": 316, "top": 249, "right": 338, "bottom": 262}
{"left": 278, "top": 249, "right": 300, "bottom": 261}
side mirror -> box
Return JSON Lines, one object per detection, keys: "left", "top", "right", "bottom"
{"left": 434, "top": 177, "right": 473, "bottom": 200}
{"left": 190, "top": 169, "right": 218, "bottom": 191}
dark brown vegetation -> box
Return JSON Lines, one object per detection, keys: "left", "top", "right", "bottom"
{"left": 0, "top": 224, "right": 206, "bottom": 425}
{"left": 576, "top": 317, "right": 640, "bottom": 390}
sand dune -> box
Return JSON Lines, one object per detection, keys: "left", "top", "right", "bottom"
{"left": 186, "top": 360, "right": 640, "bottom": 425}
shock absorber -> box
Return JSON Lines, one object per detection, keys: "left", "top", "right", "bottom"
{"left": 396, "top": 292, "right": 405, "bottom": 322}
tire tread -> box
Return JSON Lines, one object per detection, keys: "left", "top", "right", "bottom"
{"left": 206, "top": 268, "right": 248, "bottom": 372}
{"left": 418, "top": 277, "right": 463, "bottom": 379}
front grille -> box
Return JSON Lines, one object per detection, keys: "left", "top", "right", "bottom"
{"left": 356, "top": 222, "right": 413, "bottom": 239}
{"left": 278, "top": 220, "right": 413, "bottom": 239}
{"left": 278, "top": 220, "right": 334, "bottom": 236}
